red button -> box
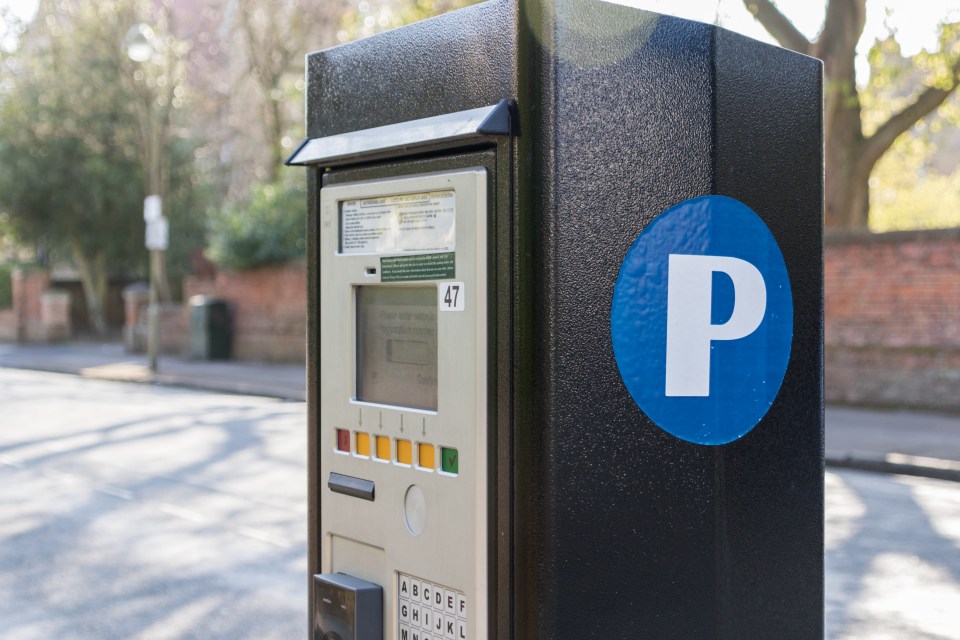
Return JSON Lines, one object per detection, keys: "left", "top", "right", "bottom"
{"left": 336, "top": 429, "right": 350, "bottom": 452}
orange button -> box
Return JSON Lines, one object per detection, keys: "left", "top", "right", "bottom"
{"left": 355, "top": 432, "right": 370, "bottom": 457}
{"left": 417, "top": 443, "right": 435, "bottom": 470}
{"left": 375, "top": 435, "right": 390, "bottom": 461}
{"left": 396, "top": 439, "right": 412, "bottom": 465}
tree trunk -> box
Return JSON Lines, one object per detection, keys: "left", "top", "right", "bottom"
{"left": 71, "top": 239, "right": 108, "bottom": 336}
{"left": 745, "top": 0, "right": 960, "bottom": 229}
{"left": 811, "top": 0, "right": 868, "bottom": 229}
{"left": 822, "top": 94, "right": 870, "bottom": 229}
{"left": 264, "top": 89, "right": 283, "bottom": 183}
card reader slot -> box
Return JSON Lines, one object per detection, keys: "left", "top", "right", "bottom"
{"left": 328, "top": 472, "right": 376, "bottom": 501}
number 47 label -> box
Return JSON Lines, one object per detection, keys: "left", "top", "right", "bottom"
{"left": 439, "top": 282, "right": 465, "bottom": 311}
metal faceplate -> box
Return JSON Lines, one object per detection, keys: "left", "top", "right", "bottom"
{"left": 318, "top": 168, "right": 488, "bottom": 640}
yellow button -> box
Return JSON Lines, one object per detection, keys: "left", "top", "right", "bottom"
{"left": 355, "top": 432, "right": 370, "bottom": 457}
{"left": 418, "top": 443, "right": 435, "bottom": 470}
{"left": 396, "top": 439, "right": 412, "bottom": 465}
{"left": 375, "top": 435, "right": 390, "bottom": 461}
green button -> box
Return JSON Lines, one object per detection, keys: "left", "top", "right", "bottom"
{"left": 440, "top": 447, "right": 459, "bottom": 475}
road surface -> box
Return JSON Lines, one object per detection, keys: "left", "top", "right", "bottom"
{"left": 1, "top": 368, "right": 958, "bottom": 638}
{"left": 0, "top": 368, "right": 307, "bottom": 639}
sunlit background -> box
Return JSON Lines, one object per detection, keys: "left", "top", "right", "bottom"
{"left": 0, "top": 0, "right": 959, "bottom": 338}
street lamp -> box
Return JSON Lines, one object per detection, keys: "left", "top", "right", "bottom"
{"left": 124, "top": 23, "right": 155, "bottom": 63}
{"left": 125, "top": 23, "right": 169, "bottom": 373}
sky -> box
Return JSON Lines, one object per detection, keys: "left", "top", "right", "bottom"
{"left": 3, "top": 0, "right": 960, "bottom": 79}
{"left": 610, "top": 0, "right": 960, "bottom": 80}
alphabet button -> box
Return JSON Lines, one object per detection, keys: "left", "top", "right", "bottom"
{"left": 421, "top": 605, "right": 432, "bottom": 630}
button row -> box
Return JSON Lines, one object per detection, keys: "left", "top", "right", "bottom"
{"left": 334, "top": 429, "right": 459, "bottom": 475}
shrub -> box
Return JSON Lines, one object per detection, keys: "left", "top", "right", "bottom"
{"left": 0, "top": 263, "right": 12, "bottom": 308}
{"left": 207, "top": 176, "right": 306, "bottom": 270}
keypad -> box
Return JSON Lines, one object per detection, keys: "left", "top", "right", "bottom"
{"left": 398, "top": 572, "right": 467, "bottom": 640}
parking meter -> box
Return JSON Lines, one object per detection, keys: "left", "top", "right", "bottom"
{"left": 289, "top": 1, "right": 824, "bottom": 638}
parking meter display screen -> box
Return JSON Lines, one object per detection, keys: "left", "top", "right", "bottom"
{"left": 356, "top": 286, "right": 438, "bottom": 410}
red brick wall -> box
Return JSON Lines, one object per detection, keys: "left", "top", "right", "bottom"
{"left": 158, "top": 303, "right": 189, "bottom": 355}
{"left": 182, "top": 262, "right": 306, "bottom": 363}
{"left": 825, "top": 229, "right": 960, "bottom": 411}
{"left": 0, "top": 309, "right": 16, "bottom": 341}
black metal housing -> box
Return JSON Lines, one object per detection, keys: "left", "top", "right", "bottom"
{"left": 299, "top": 1, "right": 824, "bottom": 638}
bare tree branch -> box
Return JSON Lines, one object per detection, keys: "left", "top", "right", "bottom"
{"left": 742, "top": 0, "right": 811, "bottom": 54}
{"left": 859, "top": 59, "right": 960, "bottom": 174}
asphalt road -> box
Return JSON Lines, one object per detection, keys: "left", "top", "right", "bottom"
{"left": 0, "top": 368, "right": 307, "bottom": 639}
{"left": 1, "top": 368, "right": 958, "bottom": 639}
{"left": 826, "top": 468, "right": 960, "bottom": 640}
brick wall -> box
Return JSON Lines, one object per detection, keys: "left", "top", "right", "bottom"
{"left": 0, "top": 309, "right": 16, "bottom": 341}
{"left": 825, "top": 229, "right": 960, "bottom": 411}
{"left": 158, "top": 303, "right": 189, "bottom": 355}
{"left": 181, "top": 262, "right": 306, "bottom": 363}
{"left": 0, "top": 269, "right": 77, "bottom": 343}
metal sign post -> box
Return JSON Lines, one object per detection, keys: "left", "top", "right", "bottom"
{"left": 143, "top": 196, "right": 167, "bottom": 373}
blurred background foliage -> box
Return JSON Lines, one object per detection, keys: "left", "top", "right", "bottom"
{"left": 0, "top": 263, "right": 12, "bottom": 308}
{"left": 861, "top": 26, "right": 960, "bottom": 230}
{"left": 207, "top": 173, "right": 306, "bottom": 271}
{"left": 0, "top": 0, "right": 958, "bottom": 331}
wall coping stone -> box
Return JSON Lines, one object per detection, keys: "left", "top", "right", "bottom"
{"left": 825, "top": 227, "right": 960, "bottom": 246}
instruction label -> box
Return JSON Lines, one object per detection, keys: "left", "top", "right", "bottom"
{"left": 382, "top": 253, "right": 456, "bottom": 282}
{"left": 340, "top": 190, "right": 456, "bottom": 255}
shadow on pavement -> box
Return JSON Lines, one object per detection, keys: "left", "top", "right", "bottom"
{"left": 0, "top": 370, "right": 308, "bottom": 639}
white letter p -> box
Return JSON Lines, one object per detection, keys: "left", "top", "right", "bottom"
{"left": 665, "top": 254, "right": 766, "bottom": 397}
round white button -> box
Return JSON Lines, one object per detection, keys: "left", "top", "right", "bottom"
{"left": 403, "top": 485, "right": 426, "bottom": 536}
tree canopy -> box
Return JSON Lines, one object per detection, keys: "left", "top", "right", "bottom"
{"left": 0, "top": 0, "right": 207, "bottom": 332}
{"left": 743, "top": 0, "right": 960, "bottom": 229}
{"left": 0, "top": 0, "right": 145, "bottom": 333}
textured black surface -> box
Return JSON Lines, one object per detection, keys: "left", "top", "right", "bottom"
{"left": 516, "top": 1, "right": 823, "bottom": 638}
{"left": 306, "top": 0, "right": 517, "bottom": 139}
{"left": 303, "top": 0, "right": 823, "bottom": 638}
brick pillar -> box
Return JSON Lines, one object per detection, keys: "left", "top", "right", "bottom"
{"left": 122, "top": 282, "right": 150, "bottom": 353}
{"left": 12, "top": 268, "right": 50, "bottom": 343}
{"left": 40, "top": 290, "right": 71, "bottom": 342}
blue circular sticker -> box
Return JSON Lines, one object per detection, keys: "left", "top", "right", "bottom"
{"left": 611, "top": 195, "right": 793, "bottom": 445}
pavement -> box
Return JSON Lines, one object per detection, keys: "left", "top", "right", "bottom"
{"left": 0, "top": 342, "right": 306, "bottom": 402}
{"left": 1, "top": 341, "right": 958, "bottom": 480}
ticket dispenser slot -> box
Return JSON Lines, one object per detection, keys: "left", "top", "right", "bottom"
{"left": 318, "top": 168, "right": 488, "bottom": 640}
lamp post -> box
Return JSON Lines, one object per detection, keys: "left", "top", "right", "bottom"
{"left": 125, "top": 23, "right": 169, "bottom": 373}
